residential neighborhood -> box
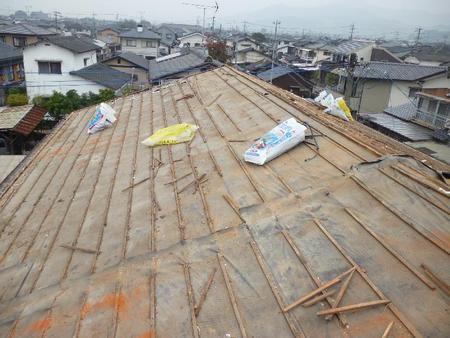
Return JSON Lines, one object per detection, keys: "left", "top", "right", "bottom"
{"left": 0, "top": 2, "right": 449, "bottom": 338}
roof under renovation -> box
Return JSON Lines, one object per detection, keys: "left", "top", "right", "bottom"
{"left": 0, "top": 66, "right": 449, "bottom": 338}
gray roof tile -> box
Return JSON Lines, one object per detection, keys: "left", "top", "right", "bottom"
{"left": 353, "top": 62, "right": 446, "bottom": 81}
{"left": 149, "top": 49, "right": 209, "bottom": 80}
{"left": 0, "top": 23, "right": 55, "bottom": 36}
{"left": 384, "top": 102, "right": 418, "bottom": 120}
{"left": 257, "top": 66, "right": 293, "bottom": 81}
{"left": 70, "top": 63, "right": 131, "bottom": 90}
{"left": 108, "top": 51, "right": 149, "bottom": 70}
{"left": 324, "top": 40, "right": 373, "bottom": 54}
{"left": 120, "top": 29, "right": 161, "bottom": 40}
{"left": 46, "top": 36, "right": 99, "bottom": 53}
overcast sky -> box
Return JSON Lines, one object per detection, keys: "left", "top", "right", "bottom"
{"left": 2, "top": 0, "right": 450, "bottom": 36}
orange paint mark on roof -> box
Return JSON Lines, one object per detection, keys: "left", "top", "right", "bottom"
{"left": 28, "top": 316, "right": 53, "bottom": 333}
{"left": 81, "top": 292, "right": 127, "bottom": 319}
{"left": 137, "top": 330, "right": 155, "bottom": 338}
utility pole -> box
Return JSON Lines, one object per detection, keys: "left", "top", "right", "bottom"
{"left": 415, "top": 27, "right": 423, "bottom": 46}
{"left": 92, "top": 13, "right": 97, "bottom": 39}
{"left": 242, "top": 21, "right": 248, "bottom": 34}
{"left": 349, "top": 23, "right": 355, "bottom": 40}
{"left": 211, "top": 16, "right": 216, "bottom": 32}
{"left": 53, "top": 11, "right": 61, "bottom": 32}
{"left": 270, "top": 20, "right": 280, "bottom": 84}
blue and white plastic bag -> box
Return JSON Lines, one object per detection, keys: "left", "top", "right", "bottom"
{"left": 87, "top": 103, "right": 117, "bottom": 134}
{"left": 244, "top": 118, "right": 307, "bottom": 165}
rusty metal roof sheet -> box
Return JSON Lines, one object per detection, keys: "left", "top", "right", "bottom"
{"left": 0, "top": 66, "right": 449, "bottom": 338}
{"left": 0, "top": 105, "right": 47, "bottom": 135}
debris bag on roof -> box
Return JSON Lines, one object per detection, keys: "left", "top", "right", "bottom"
{"left": 87, "top": 103, "right": 117, "bottom": 134}
{"left": 314, "top": 90, "right": 353, "bottom": 122}
{"left": 314, "top": 90, "right": 328, "bottom": 103}
{"left": 244, "top": 118, "right": 307, "bottom": 165}
{"left": 142, "top": 123, "right": 198, "bottom": 147}
{"left": 336, "top": 97, "right": 353, "bottom": 121}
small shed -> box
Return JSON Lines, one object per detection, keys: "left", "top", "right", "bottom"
{"left": 0, "top": 104, "right": 47, "bottom": 154}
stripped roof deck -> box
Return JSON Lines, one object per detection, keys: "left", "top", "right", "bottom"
{"left": 0, "top": 66, "right": 449, "bottom": 338}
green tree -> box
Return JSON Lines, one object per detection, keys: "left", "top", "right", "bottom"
{"left": 33, "top": 89, "right": 116, "bottom": 121}
{"left": 325, "top": 73, "right": 339, "bottom": 87}
{"left": 97, "top": 89, "right": 115, "bottom": 103}
{"left": 65, "top": 90, "right": 82, "bottom": 110}
{"left": 251, "top": 32, "right": 266, "bottom": 43}
{"left": 207, "top": 41, "right": 228, "bottom": 63}
{"left": 6, "top": 93, "right": 28, "bottom": 106}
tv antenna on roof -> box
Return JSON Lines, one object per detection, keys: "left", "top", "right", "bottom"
{"left": 182, "top": 2, "right": 219, "bottom": 49}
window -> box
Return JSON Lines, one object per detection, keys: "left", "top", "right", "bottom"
{"left": 418, "top": 97, "right": 424, "bottom": 109}
{"left": 132, "top": 74, "right": 138, "bottom": 81}
{"left": 146, "top": 40, "right": 157, "bottom": 48}
{"left": 409, "top": 87, "right": 420, "bottom": 97}
{"left": 428, "top": 99, "right": 438, "bottom": 113}
{"left": 437, "top": 103, "right": 449, "bottom": 117}
{"left": 117, "top": 58, "right": 121, "bottom": 64}
{"left": 194, "top": 43, "right": 201, "bottom": 47}
{"left": 13, "top": 36, "right": 26, "bottom": 47}
{"left": 323, "top": 51, "right": 331, "bottom": 56}
{"left": 166, "top": 33, "right": 172, "bottom": 39}
{"left": 83, "top": 58, "right": 89, "bottom": 66}
{"left": 38, "top": 61, "right": 62, "bottom": 74}
{"left": 126, "top": 39, "right": 136, "bottom": 47}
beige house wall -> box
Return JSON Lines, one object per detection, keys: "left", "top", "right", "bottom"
{"left": 1, "top": 35, "right": 39, "bottom": 47}
{"left": 358, "top": 80, "right": 391, "bottom": 113}
{"left": 103, "top": 58, "right": 149, "bottom": 88}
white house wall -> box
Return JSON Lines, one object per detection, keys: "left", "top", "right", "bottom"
{"left": 24, "top": 43, "right": 99, "bottom": 98}
{"left": 387, "top": 74, "right": 450, "bottom": 108}
{"left": 179, "top": 34, "right": 205, "bottom": 47}
{"left": 422, "top": 74, "right": 450, "bottom": 88}
{"left": 236, "top": 40, "right": 258, "bottom": 51}
{"left": 357, "top": 44, "right": 375, "bottom": 62}
{"left": 234, "top": 51, "right": 267, "bottom": 64}
{"left": 388, "top": 81, "right": 415, "bottom": 107}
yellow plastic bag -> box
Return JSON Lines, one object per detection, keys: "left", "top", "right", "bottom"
{"left": 142, "top": 123, "right": 199, "bottom": 146}
{"left": 336, "top": 97, "right": 353, "bottom": 121}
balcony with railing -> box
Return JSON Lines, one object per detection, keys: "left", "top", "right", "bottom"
{"left": 416, "top": 94, "right": 450, "bottom": 129}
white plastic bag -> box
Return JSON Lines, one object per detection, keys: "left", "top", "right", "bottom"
{"left": 244, "top": 118, "right": 307, "bottom": 165}
{"left": 314, "top": 90, "right": 328, "bottom": 103}
{"left": 87, "top": 103, "right": 117, "bottom": 134}
{"left": 324, "top": 101, "right": 349, "bottom": 121}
